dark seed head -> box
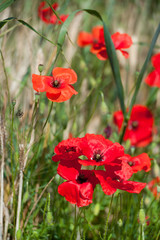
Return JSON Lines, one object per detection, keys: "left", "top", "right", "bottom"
{"left": 16, "top": 109, "right": 24, "bottom": 118}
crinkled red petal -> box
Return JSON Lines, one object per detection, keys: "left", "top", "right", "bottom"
{"left": 52, "top": 67, "right": 77, "bottom": 84}
{"left": 77, "top": 32, "right": 93, "bottom": 47}
{"left": 145, "top": 70, "right": 160, "bottom": 88}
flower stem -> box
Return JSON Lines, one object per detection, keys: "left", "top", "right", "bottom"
{"left": 42, "top": 102, "right": 54, "bottom": 131}
{"left": 103, "top": 194, "right": 114, "bottom": 240}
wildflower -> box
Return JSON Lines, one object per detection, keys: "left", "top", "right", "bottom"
{"left": 58, "top": 169, "right": 99, "bottom": 207}
{"left": 120, "top": 153, "right": 151, "bottom": 173}
{"left": 52, "top": 133, "right": 149, "bottom": 207}
{"left": 94, "top": 169, "right": 146, "bottom": 195}
{"left": 32, "top": 67, "right": 78, "bottom": 102}
{"left": 77, "top": 26, "right": 132, "bottom": 60}
{"left": 78, "top": 134, "right": 124, "bottom": 166}
{"left": 38, "top": 1, "right": 68, "bottom": 25}
{"left": 148, "top": 177, "right": 160, "bottom": 199}
{"left": 113, "top": 105, "right": 154, "bottom": 147}
{"left": 145, "top": 53, "right": 160, "bottom": 87}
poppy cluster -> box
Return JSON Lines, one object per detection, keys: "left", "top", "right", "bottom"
{"left": 144, "top": 53, "right": 160, "bottom": 88}
{"left": 38, "top": 1, "right": 68, "bottom": 25}
{"left": 32, "top": 67, "right": 78, "bottom": 102}
{"left": 77, "top": 26, "right": 133, "bottom": 60}
{"left": 52, "top": 134, "right": 150, "bottom": 207}
{"left": 113, "top": 105, "right": 154, "bottom": 147}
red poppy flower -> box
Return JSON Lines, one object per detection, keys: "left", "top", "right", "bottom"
{"left": 52, "top": 137, "right": 83, "bottom": 162}
{"left": 113, "top": 105, "right": 154, "bottom": 147}
{"left": 77, "top": 26, "right": 132, "bottom": 61}
{"left": 148, "top": 177, "right": 160, "bottom": 199}
{"left": 97, "top": 32, "right": 132, "bottom": 60}
{"left": 145, "top": 53, "right": 160, "bottom": 87}
{"left": 94, "top": 170, "right": 146, "bottom": 195}
{"left": 120, "top": 153, "right": 151, "bottom": 173}
{"left": 58, "top": 169, "right": 99, "bottom": 207}
{"left": 32, "top": 67, "right": 78, "bottom": 102}
{"left": 78, "top": 134, "right": 124, "bottom": 166}
{"left": 38, "top": 1, "right": 68, "bottom": 25}
{"left": 104, "top": 158, "right": 133, "bottom": 181}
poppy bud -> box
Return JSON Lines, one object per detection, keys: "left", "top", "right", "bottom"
{"left": 139, "top": 209, "right": 145, "bottom": 225}
{"left": 38, "top": 64, "right": 44, "bottom": 74}
{"left": 12, "top": 99, "right": 16, "bottom": 107}
{"left": 117, "top": 219, "right": 123, "bottom": 227}
{"left": 101, "top": 101, "right": 108, "bottom": 115}
{"left": 153, "top": 160, "right": 160, "bottom": 177}
{"left": 46, "top": 211, "right": 53, "bottom": 225}
{"left": 104, "top": 126, "right": 112, "bottom": 138}
{"left": 16, "top": 229, "right": 22, "bottom": 240}
{"left": 23, "top": 191, "right": 29, "bottom": 203}
{"left": 93, "top": 203, "right": 100, "bottom": 216}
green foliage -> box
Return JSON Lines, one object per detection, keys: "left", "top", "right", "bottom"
{"left": 0, "top": 0, "right": 160, "bottom": 239}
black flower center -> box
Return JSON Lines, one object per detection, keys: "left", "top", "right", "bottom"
{"left": 128, "top": 161, "right": 134, "bottom": 166}
{"left": 77, "top": 174, "right": 88, "bottom": 184}
{"left": 51, "top": 80, "right": 60, "bottom": 88}
{"left": 93, "top": 150, "right": 103, "bottom": 162}
{"left": 131, "top": 121, "right": 139, "bottom": 129}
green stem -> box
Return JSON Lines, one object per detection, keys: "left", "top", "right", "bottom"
{"left": 70, "top": 205, "right": 78, "bottom": 240}
{"left": 42, "top": 102, "right": 54, "bottom": 131}
{"left": 0, "top": 50, "right": 11, "bottom": 110}
{"left": 10, "top": 106, "right": 16, "bottom": 232}
{"left": 103, "top": 194, "right": 114, "bottom": 240}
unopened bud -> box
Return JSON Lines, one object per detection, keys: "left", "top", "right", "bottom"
{"left": 46, "top": 211, "right": 53, "bottom": 225}
{"left": 23, "top": 191, "right": 29, "bottom": 203}
{"left": 12, "top": 99, "right": 16, "bottom": 107}
{"left": 16, "top": 229, "right": 22, "bottom": 240}
{"left": 139, "top": 209, "right": 145, "bottom": 225}
{"left": 101, "top": 101, "right": 108, "bottom": 115}
{"left": 38, "top": 64, "right": 44, "bottom": 74}
{"left": 93, "top": 203, "right": 100, "bottom": 216}
{"left": 117, "top": 219, "right": 123, "bottom": 227}
{"left": 153, "top": 161, "right": 160, "bottom": 177}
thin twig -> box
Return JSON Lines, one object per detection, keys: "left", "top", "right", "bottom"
{"left": 24, "top": 175, "right": 55, "bottom": 229}
{"left": 0, "top": 51, "right": 11, "bottom": 109}
{"left": 4, "top": 205, "right": 10, "bottom": 240}
{"left": 15, "top": 144, "right": 24, "bottom": 239}
{"left": 103, "top": 194, "right": 114, "bottom": 240}
{"left": 0, "top": 116, "right": 5, "bottom": 240}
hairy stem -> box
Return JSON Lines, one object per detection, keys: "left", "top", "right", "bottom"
{"left": 15, "top": 144, "right": 24, "bottom": 239}
{"left": 0, "top": 116, "right": 5, "bottom": 240}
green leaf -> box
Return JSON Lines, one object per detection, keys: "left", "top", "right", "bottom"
{"left": 0, "top": 17, "right": 55, "bottom": 45}
{"left": 0, "top": 17, "right": 14, "bottom": 29}
{"left": 0, "top": 0, "right": 16, "bottom": 13}
{"left": 102, "top": 21, "right": 126, "bottom": 115}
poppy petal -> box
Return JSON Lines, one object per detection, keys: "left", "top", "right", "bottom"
{"left": 94, "top": 170, "right": 117, "bottom": 195}
{"left": 151, "top": 53, "right": 160, "bottom": 70}
{"left": 52, "top": 67, "right": 77, "bottom": 84}
{"left": 77, "top": 32, "right": 93, "bottom": 47}
{"left": 145, "top": 70, "right": 160, "bottom": 88}
{"left": 32, "top": 74, "right": 52, "bottom": 92}
{"left": 111, "top": 32, "right": 133, "bottom": 49}
{"left": 120, "top": 50, "right": 129, "bottom": 58}
{"left": 46, "top": 92, "right": 61, "bottom": 101}
{"left": 97, "top": 48, "right": 108, "bottom": 60}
